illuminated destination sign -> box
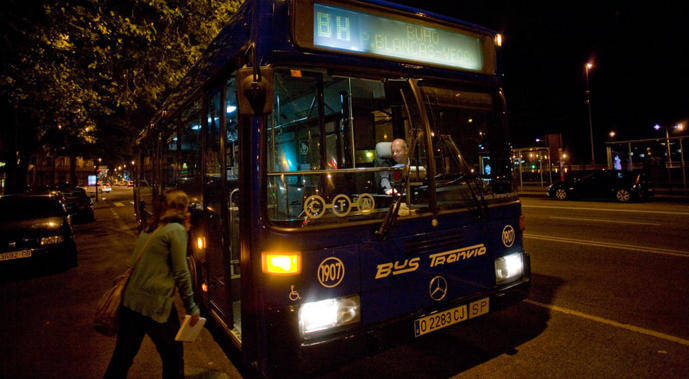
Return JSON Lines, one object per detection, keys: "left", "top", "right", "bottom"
{"left": 313, "top": 3, "right": 484, "bottom": 71}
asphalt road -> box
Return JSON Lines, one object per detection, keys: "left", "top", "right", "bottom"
{"left": 324, "top": 197, "right": 689, "bottom": 378}
{"left": 2, "top": 189, "right": 689, "bottom": 378}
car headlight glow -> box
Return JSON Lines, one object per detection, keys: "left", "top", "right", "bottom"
{"left": 495, "top": 252, "right": 524, "bottom": 284}
{"left": 298, "top": 294, "right": 360, "bottom": 338}
{"left": 40, "top": 235, "right": 64, "bottom": 245}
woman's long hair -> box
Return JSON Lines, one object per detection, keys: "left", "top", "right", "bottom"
{"left": 145, "top": 190, "right": 190, "bottom": 232}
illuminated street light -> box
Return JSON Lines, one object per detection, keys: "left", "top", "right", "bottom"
{"left": 609, "top": 131, "right": 616, "bottom": 138}
{"left": 585, "top": 60, "right": 595, "bottom": 165}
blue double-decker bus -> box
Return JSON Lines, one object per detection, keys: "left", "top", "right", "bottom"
{"left": 134, "top": 0, "right": 530, "bottom": 375}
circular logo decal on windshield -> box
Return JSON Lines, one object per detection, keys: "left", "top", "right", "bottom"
{"left": 502, "top": 224, "right": 515, "bottom": 247}
{"left": 331, "top": 194, "right": 352, "bottom": 217}
{"left": 304, "top": 195, "right": 326, "bottom": 219}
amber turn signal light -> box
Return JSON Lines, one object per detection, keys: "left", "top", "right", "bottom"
{"left": 262, "top": 252, "right": 301, "bottom": 275}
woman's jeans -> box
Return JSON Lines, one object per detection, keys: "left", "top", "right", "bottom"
{"left": 104, "top": 306, "right": 183, "bottom": 379}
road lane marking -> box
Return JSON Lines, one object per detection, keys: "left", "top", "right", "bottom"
{"left": 114, "top": 202, "right": 125, "bottom": 207}
{"left": 548, "top": 216, "right": 660, "bottom": 226}
{"left": 523, "top": 204, "right": 689, "bottom": 216}
{"left": 524, "top": 233, "right": 689, "bottom": 258}
{"left": 525, "top": 299, "right": 689, "bottom": 346}
{"left": 109, "top": 208, "right": 137, "bottom": 238}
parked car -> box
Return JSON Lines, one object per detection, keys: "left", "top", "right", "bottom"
{"left": 101, "top": 185, "right": 112, "bottom": 193}
{"left": 0, "top": 193, "right": 78, "bottom": 268}
{"left": 546, "top": 170, "right": 653, "bottom": 202}
{"left": 57, "top": 185, "right": 95, "bottom": 222}
{"left": 26, "top": 184, "right": 95, "bottom": 223}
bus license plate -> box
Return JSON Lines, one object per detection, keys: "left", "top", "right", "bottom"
{"left": 0, "top": 249, "right": 33, "bottom": 262}
{"left": 414, "top": 297, "right": 489, "bottom": 337}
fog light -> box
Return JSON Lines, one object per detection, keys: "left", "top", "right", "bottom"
{"left": 299, "top": 295, "right": 360, "bottom": 338}
{"left": 495, "top": 252, "right": 523, "bottom": 284}
{"left": 40, "top": 235, "right": 64, "bottom": 245}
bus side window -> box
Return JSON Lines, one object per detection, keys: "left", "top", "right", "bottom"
{"left": 179, "top": 99, "right": 203, "bottom": 204}
{"left": 226, "top": 77, "right": 239, "bottom": 181}
{"left": 162, "top": 123, "right": 178, "bottom": 191}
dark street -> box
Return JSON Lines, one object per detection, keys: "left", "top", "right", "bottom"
{"left": 2, "top": 189, "right": 688, "bottom": 377}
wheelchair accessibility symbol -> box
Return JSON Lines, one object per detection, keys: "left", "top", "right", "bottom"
{"left": 288, "top": 285, "right": 301, "bottom": 302}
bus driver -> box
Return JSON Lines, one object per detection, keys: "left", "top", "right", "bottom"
{"left": 377, "top": 138, "right": 409, "bottom": 195}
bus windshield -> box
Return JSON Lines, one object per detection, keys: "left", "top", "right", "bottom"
{"left": 419, "top": 82, "right": 515, "bottom": 209}
{"left": 266, "top": 68, "right": 514, "bottom": 228}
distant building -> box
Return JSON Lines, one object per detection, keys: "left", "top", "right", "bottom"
{"left": 30, "top": 155, "right": 97, "bottom": 187}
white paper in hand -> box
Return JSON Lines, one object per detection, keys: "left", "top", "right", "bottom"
{"left": 174, "top": 315, "right": 207, "bottom": 342}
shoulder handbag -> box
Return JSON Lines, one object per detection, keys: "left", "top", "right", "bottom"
{"left": 93, "top": 227, "right": 160, "bottom": 336}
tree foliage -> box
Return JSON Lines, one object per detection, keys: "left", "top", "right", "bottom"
{"left": 1, "top": 0, "right": 242, "bottom": 165}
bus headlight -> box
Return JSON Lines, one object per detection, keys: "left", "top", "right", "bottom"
{"left": 495, "top": 252, "right": 524, "bottom": 284}
{"left": 298, "top": 294, "right": 360, "bottom": 338}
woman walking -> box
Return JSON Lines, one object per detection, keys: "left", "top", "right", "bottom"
{"left": 105, "top": 190, "right": 200, "bottom": 378}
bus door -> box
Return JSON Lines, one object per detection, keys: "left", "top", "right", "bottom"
{"left": 203, "top": 78, "right": 242, "bottom": 340}
{"left": 224, "top": 76, "right": 242, "bottom": 339}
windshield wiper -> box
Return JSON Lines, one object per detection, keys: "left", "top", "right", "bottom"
{"left": 438, "top": 134, "right": 489, "bottom": 219}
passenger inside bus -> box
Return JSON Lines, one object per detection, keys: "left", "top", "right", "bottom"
{"left": 375, "top": 138, "right": 408, "bottom": 195}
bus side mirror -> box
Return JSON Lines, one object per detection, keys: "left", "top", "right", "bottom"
{"left": 237, "top": 66, "right": 274, "bottom": 116}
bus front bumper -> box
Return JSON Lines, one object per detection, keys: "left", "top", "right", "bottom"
{"left": 264, "top": 277, "right": 531, "bottom": 375}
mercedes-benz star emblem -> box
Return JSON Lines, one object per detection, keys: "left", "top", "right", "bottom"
{"left": 429, "top": 276, "right": 448, "bottom": 301}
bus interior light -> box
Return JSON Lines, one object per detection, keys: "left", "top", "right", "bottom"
{"left": 262, "top": 252, "right": 301, "bottom": 275}
{"left": 495, "top": 252, "right": 524, "bottom": 284}
{"left": 299, "top": 295, "right": 360, "bottom": 337}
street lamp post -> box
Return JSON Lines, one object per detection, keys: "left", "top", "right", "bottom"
{"left": 654, "top": 124, "right": 673, "bottom": 189}
{"left": 585, "top": 62, "right": 595, "bottom": 166}
{"left": 655, "top": 123, "right": 687, "bottom": 189}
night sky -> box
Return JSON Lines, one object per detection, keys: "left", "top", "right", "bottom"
{"left": 396, "top": 0, "right": 689, "bottom": 162}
